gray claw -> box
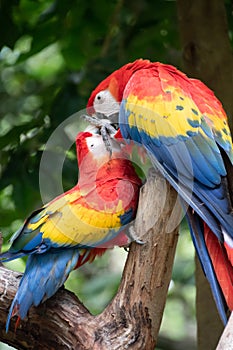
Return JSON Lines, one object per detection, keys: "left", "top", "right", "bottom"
{"left": 127, "top": 226, "right": 145, "bottom": 245}
{"left": 81, "top": 114, "right": 118, "bottom": 156}
{"left": 135, "top": 239, "right": 145, "bottom": 245}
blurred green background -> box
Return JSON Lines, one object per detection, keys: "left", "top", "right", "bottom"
{"left": 0, "top": 1, "right": 233, "bottom": 349}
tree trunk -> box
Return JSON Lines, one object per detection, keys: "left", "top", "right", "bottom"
{"left": 0, "top": 170, "right": 179, "bottom": 349}
{"left": 177, "top": 1, "right": 233, "bottom": 349}
{"left": 177, "top": 0, "right": 233, "bottom": 129}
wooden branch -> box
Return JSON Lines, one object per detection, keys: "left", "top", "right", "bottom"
{"left": 0, "top": 170, "right": 179, "bottom": 350}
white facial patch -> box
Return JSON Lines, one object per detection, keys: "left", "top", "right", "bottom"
{"left": 93, "top": 89, "right": 120, "bottom": 116}
{"left": 86, "top": 134, "right": 121, "bottom": 158}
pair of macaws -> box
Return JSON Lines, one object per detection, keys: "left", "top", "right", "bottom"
{"left": 1, "top": 58, "right": 233, "bottom": 330}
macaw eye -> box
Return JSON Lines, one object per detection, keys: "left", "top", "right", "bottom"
{"left": 93, "top": 89, "right": 120, "bottom": 116}
{"left": 95, "top": 92, "right": 105, "bottom": 104}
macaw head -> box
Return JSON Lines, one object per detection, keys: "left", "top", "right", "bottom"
{"left": 75, "top": 130, "right": 136, "bottom": 194}
{"left": 87, "top": 59, "right": 152, "bottom": 116}
{"left": 76, "top": 130, "right": 122, "bottom": 166}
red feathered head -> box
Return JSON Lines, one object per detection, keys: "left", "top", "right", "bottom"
{"left": 87, "top": 59, "right": 153, "bottom": 113}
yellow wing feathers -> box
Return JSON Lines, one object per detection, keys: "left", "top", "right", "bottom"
{"left": 124, "top": 67, "right": 232, "bottom": 153}
{"left": 126, "top": 89, "right": 200, "bottom": 140}
{"left": 27, "top": 189, "right": 125, "bottom": 247}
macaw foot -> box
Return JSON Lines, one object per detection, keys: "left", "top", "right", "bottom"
{"left": 82, "top": 114, "right": 119, "bottom": 156}
{"left": 82, "top": 114, "right": 118, "bottom": 134}
{"left": 127, "top": 226, "right": 145, "bottom": 245}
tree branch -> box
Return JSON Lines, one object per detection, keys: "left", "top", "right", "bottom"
{"left": 0, "top": 170, "right": 179, "bottom": 349}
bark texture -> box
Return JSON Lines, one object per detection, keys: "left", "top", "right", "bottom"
{"left": 177, "top": 1, "right": 233, "bottom": 349}
{"left": 0, "top": 170, "right": 179, "bottom": 350}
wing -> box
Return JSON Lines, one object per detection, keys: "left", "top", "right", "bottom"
{"left": 3, "top": 184, "right": 133, "bottom": 261}
{"left": 119, "top": 64, "right": 233, "bottom": 241}
{"left": 121, "top": 64, "right": 233, "bottom": 161}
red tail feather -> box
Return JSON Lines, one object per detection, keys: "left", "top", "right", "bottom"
{"left": 204, "top": 223, "right": 233, "bottom": 310}
{"left": 15, "top": 316, "right": 21, "bottom": 332}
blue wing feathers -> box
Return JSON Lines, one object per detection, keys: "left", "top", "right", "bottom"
{"left": 21, "top": 231, "right": 43, "bottom": 251}
{"left": 145, "top": 140, "right": 233, "bottom": 242}
{"left": 185, "top": 138, "right": 222, "bottom": 185}
{"left": 120, "top": 105, "right": 233, "bottom": 236}
{"left": 0, "top": 251, "right": 27, "bottom": 262}
{"left": 162, "top": 150, "right": 233, "bottom": 238}
{"left": 192, "top": 134, "right": 226, "bottom": 175}
{"left": 119, "top": 208, "right": 134, "bottom": 225}
{"left": 120, "top": 99, "right": 233, "bottom": 322}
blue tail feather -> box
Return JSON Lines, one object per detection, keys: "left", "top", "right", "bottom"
{"left": 6, "top": 249, "right": 79, "bottom": 332}
{"left": 185, "top": 207, "right": 228, "bottom": 324}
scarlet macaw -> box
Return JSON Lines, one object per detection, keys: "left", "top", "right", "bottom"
{"left": 0, "top": 128, "right": 142, "bottom": 331}
{"left": 87, "top": 59, "right": 233, "bottom": 323}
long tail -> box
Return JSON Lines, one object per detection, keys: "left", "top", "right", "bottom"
{"left": 6, "top": 249, "right": 79, "bottom": 332}
{"left": 186, "top": 208, "right": 233, "bottom": 324}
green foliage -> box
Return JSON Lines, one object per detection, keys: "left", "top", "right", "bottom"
{"left": 0, "top": 0, "right": 181, "bottom": 244}
{"left": 0, "top": 1, "right": 233, "bottom": 349}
